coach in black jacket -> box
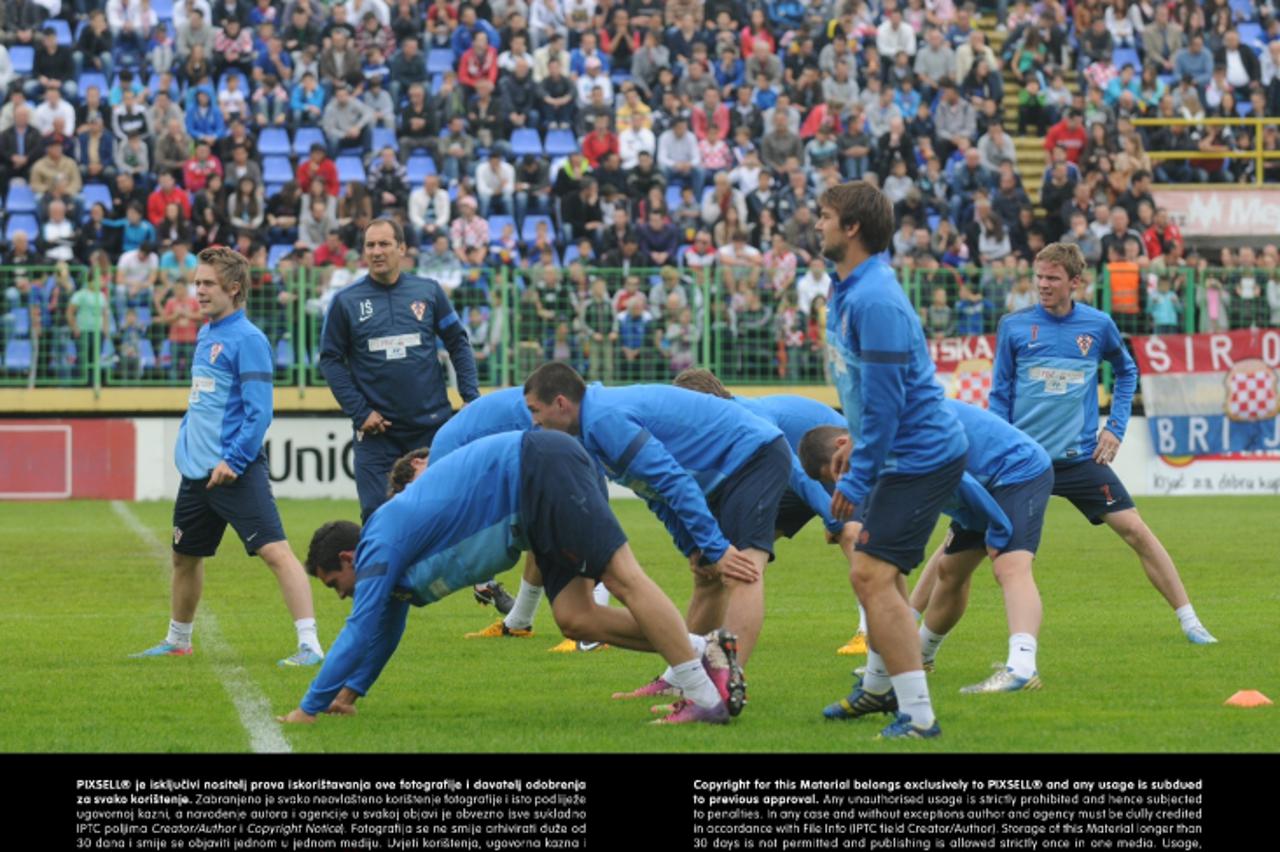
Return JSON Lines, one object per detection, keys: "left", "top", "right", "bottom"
{"left": 320, "top": 218, "right": 479, "bottom": 522}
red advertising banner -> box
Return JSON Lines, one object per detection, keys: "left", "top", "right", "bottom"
{"left": 0, "top": 420, "right": 136, "bottom": 500}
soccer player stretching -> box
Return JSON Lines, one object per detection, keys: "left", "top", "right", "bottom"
{"left": 818, "top": 182, "right": 970, "bottom": 739}
{"left": 276, "top": 431, "right": 742, "bottom": 726}
{"left": 132, "top": 247, "right": 324, "bottom": 666}
{"left": 989, "top": 243, "right": 1215, "bottom": 644}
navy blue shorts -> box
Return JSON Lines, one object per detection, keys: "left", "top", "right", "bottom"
{"left": 172, "top": 455, "right": 287, "bottom": 557}
{"left": 1052, "top": 460, "right": 1135, "bottom": 525}
{"left": 775, "top": 487, "right": 818, "bottom": 539}
{"left": 519, "top": 431, "right": 628, "bottom": 602}
{"left": 705, "top": 436, "right": 792, "bottom": 559}
{"left": 354, "top": 424, "right": 443, "bottom": 522}
{"left": 946, "top": 467, "right": 1055, "bottom": 556}
{"left": 856, "top": 452, "right": 968, "bottom": 574}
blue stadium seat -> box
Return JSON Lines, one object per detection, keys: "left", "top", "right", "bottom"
{"left": 1236, "top": 101, "right": 1253, "bottom": 117}
{"left": 138, "top": 339, "right": 157, "bottom": 371}
{"left": 78, "top": 72, "right": 109, "bottom": 100}
{"left": 148, "top": 74, "right": 180, "bottom": 100}
{"left": 1229, "top": 0, "right": 1257, "bottom": 22}
{"left": 336, "top": 155, "right": 365, "bottom": 184}
{"left": 544, "top": 129, "right": 578, "bottom": 157}
{"left": 665, "top": 184, "right": 683, "bottom": 210}
{"left": 406, "top": 155, "right": 437, "bottom": 184}
{"left": 6, "top": 184, "right": 36, "bottom": 214}
{"left": 7, "top": 308, "right": 31, "bottom": 338}
{"left": 4, "top": 339, "right": 32, "bottom": 372}
{"left": 562, "top": 243, "right": 580, "bottom": 265}
{"left": 159, "top": 339, "right": 172, "bottom": 367}
{"left": 265, "top": 182, "right": 284, "bottom": 198}
{"left": 371, "top": 126, "right": 399, "bottom": 153}
{"left": 430, "top": 73, "right": 445, "bottom": 95}
{"left": 152, "top": 0, "right": 175, "bottom": 20}
{"left": 610, "top": 71, "right": 632, "bottom": 87}
{"left": 487, "top": 215, "right": 516, "bottom": 242}
{"left": 135, "top": 306, "right": 152, "bottom": 328}
{"left": 258, "top": 127, "right": 291, "bottom": 157}
{"left": 263, "top": 156, "right": 294, "bottom": 183}
{"left": 218, "top": 70, "right": 249, "bottom": 94}
{"left": 9, "top": 46, "right": 33, "bottom": 75}
{"left": 5, "top": 214, "right": 39, "bottom": 242}
{"left": 48, "top": 19, "right": 72, "bottom": 46}
{"left": 268, "top": 244, "right": 293, "bottom": 267}
{"left": 1111, "top": 48, "right": 1140, "bottom": 71}
{"left": 82, "top": 183, "right": 112, "bottom": 217}
{"left": 927, "top": 213, "right": 941, "bottom": 232}
{"left": 427, "top": 49, "right": 454, "bottom": 74}
{"left": 293, "top": 126, "right": 326, "bottom": 156}
{"left": 276, "top": 339, "right": 294, "bottom": 369}
{"left": 1238, "top": 22, "right": 1265, "bottom": 51}
{"left": 520, "top": 214, "right": 553, "bottom": 243}
{"left": 101, "top": 337, "right": 116, "bottom": 362}
{"left": 509, "top": 128, "right": 543, "bottom": 157}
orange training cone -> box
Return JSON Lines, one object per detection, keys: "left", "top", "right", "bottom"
{"left": 1224, "top": 690, "right": 1273, "bottom": 708}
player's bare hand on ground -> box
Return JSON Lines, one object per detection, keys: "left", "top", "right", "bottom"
{"left": 830, "top": 490, "right": 856, "bottom": 521}
{"left": 206, "top": 461, "right": 238, "bottom": 489}
{"left": 1093, "top": 429, "right": 1120, "bottom": 465}
{"left": 716, "top": 546, "right": 761, "bottom": 583}
{"left": 360, "top": 411, "right": 392, "bottom": 435}
{"left": 276, "top": 708, "right": 316, "bottom": 724}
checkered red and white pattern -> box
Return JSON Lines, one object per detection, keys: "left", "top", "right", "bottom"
{"left": 1226, "top": 363, "right": 1279, "bottom": 422}
{"left": 953, "top": 367, "right": 992, "bottom": 409}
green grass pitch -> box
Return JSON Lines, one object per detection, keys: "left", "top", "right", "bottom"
{"left": 2, "top": 497, "right": 1277, "bottom": 753}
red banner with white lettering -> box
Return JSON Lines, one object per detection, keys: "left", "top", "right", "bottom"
{"left": 928, "top": 334, "right": 997, "bottom": 408}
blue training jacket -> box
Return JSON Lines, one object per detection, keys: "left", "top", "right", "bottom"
{"left": 826, "top": 256, "right": 968, "bottom": 505}
{"left": 174, "top": 310, "right": 274, "bottom": 479}
{"left": 988, "top": 303, "right": 1136, "bottom": 464}
{"left": 735, "top": 394, "right": 847, "bottom": 535}
{"left": 430, "top": 387, "right": 534, "bottom": 461}
{"left": 946, "top": 399, "right": 1051, "bottom": 489}
{"left": 319, "top": 273, "right": 479, "bottom": 434}
{"left": 300, "top": 432, "right": 526, "bottom": 714}
{"left": 577, "top": 384, "right": 783, "bottom": 563}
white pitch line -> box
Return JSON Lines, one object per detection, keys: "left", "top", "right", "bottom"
{"left": 112, "top": 501, "right": 292, "bottom": 754}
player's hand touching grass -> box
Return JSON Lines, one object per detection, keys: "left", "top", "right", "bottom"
{"left": 207, "top": 461, "right": 238, "bottom": 489}
{"left": 276, "top": 708, "right": 317, "bottom": 724}
{"left": 1093, "top": 429, "right": 1120, "bottom": 466}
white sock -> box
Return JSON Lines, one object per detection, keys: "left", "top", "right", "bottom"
{"left": 295, "top": 618, "right": 323, "bottom": 655}
{"left": 891, "top": 670, "right": 935, "bottom": 728}
{"left": 660, "top": 633, "right": 709, "bottom": 683}
{"left": 919, "top": 624, "right": 948, "bottom": 664}
{"left": 668, "top": 658, "right": 722, "bottom": 709}
{"left": 1175, "top": 604, "right": 1203, "bottom": 632}
{"left": 857, "top": 605, "right": 868, "bottom": 635}
{"left": 166, "top": 620, "right": 193, "bottom": 648}
{"left": 592, "top": 582, "right": 610, "bottom": 607}
{"left": 1007, "top": 632, "right": 1037, "bottom": 679}
{"left": 504, "top": 580, "right": 543, "bottom": 629}
{"left": 862, "top": 648, "right": 892, "bottom": 694}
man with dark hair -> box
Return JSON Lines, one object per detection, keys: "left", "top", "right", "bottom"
{"left": 319, "top": 218, "right": 479, "bottom": 523}
{"left": 989, "top": 243, "right": 1215, "bottom": 645}
{"left": 277, "top": 431, "right": 744, "bottom": 726}
{"left": 523, "top": 361, "right": 791, "bottom": 700}
{"left": 814, "top": 181, "right": 969, "bottom": 739}
{"left": 131, "top": 246, "right": 325, "bottom": 666}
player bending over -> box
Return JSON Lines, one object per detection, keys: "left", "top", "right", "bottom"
{"left": 277, "top": 430, "right": 744, "bottom": 726}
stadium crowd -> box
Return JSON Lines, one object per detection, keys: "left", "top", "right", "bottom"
{"left": 2, "top": 0, "right": 1280, "bottom": 383}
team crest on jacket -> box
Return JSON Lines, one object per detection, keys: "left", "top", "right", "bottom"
{"left": 209, "top": 343, "right": 223, "bottom": 364}
{"left": 1076, "top": 335, "right": 1093, "bottom": 356}
{"left": 410, "top": 300, "right": 426, "bottom": 322}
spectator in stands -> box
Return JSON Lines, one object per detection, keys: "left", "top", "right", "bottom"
{"left": 1143, "top": 4, "right": 1184, "bottom": 76}
{"left": 1174, "top": 32, "right": 1213, "bottom": 88}
{"left": 146, "top": 169, "right": 191, "bottom": 226}
{"left": 0, "top": 103, "right": 39, "bottom": 191}
{"left": 935, "top": 80, "right": 978, "bottom": 161}
{"left": 321, "top": 81, "right": 373, "bottom": 154}
{"left": 114, "top": 130, "right": 150, "bottom": 179}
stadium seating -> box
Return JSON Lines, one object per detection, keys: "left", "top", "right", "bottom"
{"left": 487, "top": 215, "right": 516, "bottom": 242}
{"left": 520, "top": 215, "right": 553, "bottom": 244}
{"left": 336, "top": 156, "right": 365, "bottom": 185}
{"left": 7, "top": 308, "right": 30, "bottom": 338}
{"left": 6, "top": 185, "right": 36, "bottom": 215}
{"left": 9, "top": 46, "right": 33, "bottom": 75}
{"left": 258, "top": 128, "right": 292, "bottom": 158}
{"left": 1237, "top": 22, "right": 1265, "bottom": 50}
{"left": 4, "top": 339, "right": 32, "bottom": 372}
{"left": 153, "top": 0, "right": 175, "bottom": 20}
{"left": 77, "top": 72, "right": 109, "bottom": 100}
{"left": 263, "top": 157, "right": 294, "bottom": 184}
{"left": 544, "top": 129, "right": 578, "bottom": 157}
{"left": 138, "top": 339, "right": 157, "bottom": 371}
{"left": 268, "top": 244, "right": 294, "bottom": 267}
{"left": 47, "top": 19, "right": 72, "bottom": 47}
{"left": 372, "top": 127, "right": 399, "bottom": 154}
{"left": 406, "top": 155, "right": 437, "bottom": 184}
{"left": 5, "top": 215, "right": 39, "bottom": 243}
{"left": 292, "top": 127, "right": 326, "bottom": 157}
{"left": 427, "top": 49, "right": 454, "bottom": 75}
{"left": 82, "top": 184, "right": 113, "bottom": 218}
{"left": 509, "top": 128, "right": 543, "bottom": 158}
{"left": 1111, "top": 48, "right": 1141, "bottom": 71}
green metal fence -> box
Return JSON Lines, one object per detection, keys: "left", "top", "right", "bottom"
{"left": 5, "top": 260, "right": 1276, "bottom": 393}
